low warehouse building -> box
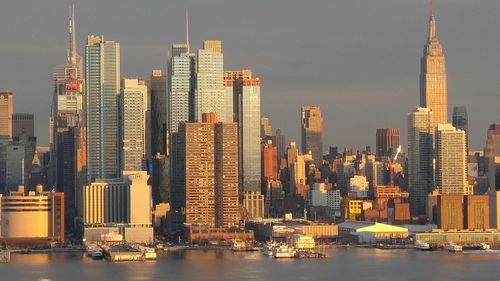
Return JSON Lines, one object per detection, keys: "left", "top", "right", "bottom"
{"left": 338, "top": 221, "right": 408, "bottom": 243}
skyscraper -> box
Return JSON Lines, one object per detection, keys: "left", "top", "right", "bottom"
{"left": 12, "top": 113, "right": 34, "bottom": 139}
{"left": 150, "top": 70, "right": 171, "bottom": 205}
{"left": 301, "top": 106, "right": 323, "bottom": 165}
{"left": 176, "top": 113, "right": 239, "bottom": 228}
{"left": 150, "top": 70, "right": 167, "bottom": 156}
{"left": 0, "top": 92, "right": 13, "bottom": 139}
{"left": 452, "top": 106, "right": 468, "bottom": 153}
{"left": 51, "top": 7, "right": 86, "bottom": 232}
{"left": 168, "top": 44, "right": 193, "bottom": 133}
{"left": 195, "top": 40, "right": 226, "bottom": 122}
{"left": 260, "top": 117, "right": 272, "bottom": 139}
{"left": 120, "top": 78, "right": 147, "bottom": 171}
{"left": 435, "top": 123, "right": 467, "bottom": 195}
{"left": 85, "top": 35, "right": 120, "bottom": 180}
{"left": 408, "top": 107, "right": 434, "bottom": 216}
{"left": 420, "top": 13, "right": 448, "bottom": 127}
{"left": 272, "top": 128, "right": 287, "bottom": 164}
{"left": 226, "top": 70, "right": 262, "bottom": 195}
{"left": 376, "top": 128, "right": 400, "bottom": 158}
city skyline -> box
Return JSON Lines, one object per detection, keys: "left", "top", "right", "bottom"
{"left": 0, "top": 1, "right": 499, "bottom": 151}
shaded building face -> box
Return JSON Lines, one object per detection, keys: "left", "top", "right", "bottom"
{"left": 301, "top": 106, "right": 323, "bottom": 165}
{"left": 376, "top": 128, "right": 400, "bottom": 158}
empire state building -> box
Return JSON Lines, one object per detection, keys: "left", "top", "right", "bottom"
{"left": 420, "top": 14, "right": 447, "bottom": 127}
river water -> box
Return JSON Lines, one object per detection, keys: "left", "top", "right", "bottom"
{"left": 1, "top": 248, "right": 499, "bottom": 281}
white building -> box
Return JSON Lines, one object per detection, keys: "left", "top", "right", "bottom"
{"left": 349, "top": 175, "right": 369, "bottom": 198}
{"left": 120, "top": 78, "right": 148, "bottom": 171}
{"left": 436, "top": 123, "right": 468, "bottom": 195}
{"left": 81, "top": 171, "right": 152, "bottom": 243}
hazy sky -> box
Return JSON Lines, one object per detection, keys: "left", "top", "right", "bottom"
{"left": 0, "top": 0, "right": 498, "bottom": 151}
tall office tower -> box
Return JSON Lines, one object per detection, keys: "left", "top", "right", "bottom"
{"left": 262, "top": 140, "right": 278, "bottom": 181}
{"left": 452, "top": 106, "right": 468, "bottom": 153}
{"left": 177, "top": 113, "right": 239, "bottom": 228}
{"left": 485, "top": 124, "right": 500, "bottom": 189}
{"left": 168, "top": 44, "right": 193, "bottom": 133}
{"left": 485, "top": 124, "right": 500, "bottom": 229}
{"left": 4, "top": 144, "right": 24, "bottom": 194}
{"left": 223, "top": 73, "right": 234, "bottom": 122}
{"left": 51, "top": 7, "right": 86, "bottom": 232}
{"left": 435, "top": 123, "right": 467, "bottom": 195}
{"left": 226, "top": 70, "right": 261, "bottom": 197}
{"left": 0, "top": 92, "right": 13, "bottom": 139}
{"left": 85, "top": 35, "right": 120, "bottom": 180}
{"left": 12, "top": 114, "right": 34, "bottom": 138}
{"left": 150, "top": 70, "right": 171, "bottom": 205}
{"left": 214, "top": 122, "right": 239, "bottom": 228}
{"left": 376, "top": 128, "right": 400, "bottom": 158}
{"left": 271, "top": 128, "right": 286, "bottom": 164}
{"left": 0, "top": 92, "right": 13, "bottom": 191}
{"left": 420, "top": 13, "right": 448, "bottom": 127}
{"left": 260, "top": 117, "right": 272, "bottom": 139}
{"left": 120, "top": 79, "right": 147, "bottom": 171}
{"left": 195, "top": 40, "right": 226, "bottom": 122}
{"left": 301, "top": 106, "right": 323, "bottom": 165}
{"left": 408, "top": 107, "right": 434, "bottom": 216}
{"left": 150, "top": 70, "right": 167, "bottom": 155}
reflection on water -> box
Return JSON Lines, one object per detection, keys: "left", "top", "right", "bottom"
{"left": 1, "top": 249, "right": 500, "bottom": 281}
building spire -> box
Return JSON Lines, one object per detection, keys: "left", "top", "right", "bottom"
{"left": 428, "top": 0, "right": 436, "bottom": 40}
{"left": 185, "top": 8, "right": 190, "bottom": 52}
{"left": 69, "top": 4, "right": 77, "bottom": 65}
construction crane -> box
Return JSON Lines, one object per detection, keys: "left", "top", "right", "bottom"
{"left": 387, "top": 145, "right": 402, "bottom": 186}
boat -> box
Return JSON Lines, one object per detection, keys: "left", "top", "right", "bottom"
{"left": 262, "top": 242, "right": 277, "bottom": 256}
{"left": 447, "top": 242, "right": 463, "bottom": 253}
{"left": 91, "top": 248, "right": 104, "bottom": 259}
{"left": 414, "top": 240, "right": 431, "bottom": 251}
{"left": 139, "top": 246, "right": 157, "bottom": 260}
{"left": 272, "top": 245, "right": 296, "bottom": 259}
{"left": 479, "top": 243, "right": 491, "bottom": 250}
{"left": 231, "top": 239, "right": 257, "bottom": 251}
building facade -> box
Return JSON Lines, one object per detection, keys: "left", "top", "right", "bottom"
{"left": 195, "top": 40, "right": 226, "bottom": 122}
{"left": 168, "top": 44, "right": 193, "bottom": 133}
{"left": 226, "top": 70, "right": 262, "bottom": 196}
{"left": 85, "top": 35, "right": 120, "bottom": 180}
{"left": 0, "top": 92, "right": 13, "bottom": 139}
{"left": 12, "top": 113, "right": 34, "bottom": 138}
{"left": 301, "top": 106, "right": 323, "bottom": 165}
{"left": 436, "top": 124, "right": 467, "bottom": 195}
{"left": 376, "top": 128, "right": 400, "bottom": 158}
{"left": 120, "top": 78, "right": 147, "bottom": 171}
{"left": 408, "top": 107, "right": 434, "bottom": 216}
{"left": 452, "top": 106, "right": 468, "bottom": 153}
{"left": 420, "top": 14, "right": 448, "bottom": 127}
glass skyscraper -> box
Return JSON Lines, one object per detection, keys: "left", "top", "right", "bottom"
{"left": 408, "top": 107, "right": 434, "bottom": 217}
{"left": 168, "top": 44, "right": 193, "bottom": 133}
{"left": 225, "top": 70, "right": 261, "bottom": 195}
{"left": 85, "top": 35, "right": 120, "bottom": 179}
